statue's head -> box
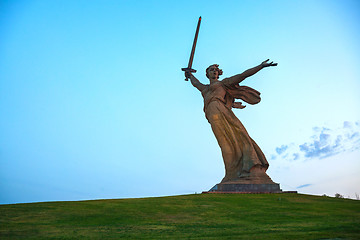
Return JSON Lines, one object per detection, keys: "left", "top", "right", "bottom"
{"left": 206, "top": 64, "right": 223, "bottom": 80}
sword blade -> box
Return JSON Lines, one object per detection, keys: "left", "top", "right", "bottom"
{"left": 187, "top": 16, "right": 201, "bottom": 69}
{"left": 182, "top": 16, "right": 201, "bottom": 81}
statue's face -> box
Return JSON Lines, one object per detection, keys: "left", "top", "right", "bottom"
{"left": 207, "top": 66, "right": 219, "bottom": 80}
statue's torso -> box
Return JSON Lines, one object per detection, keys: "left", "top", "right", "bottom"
{"left": 201, "top": 81, "right": 232, "bottom": 114}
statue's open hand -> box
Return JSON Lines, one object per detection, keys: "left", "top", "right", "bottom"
{"left": 261, "top": 59, "right": 278, "bottom": 67}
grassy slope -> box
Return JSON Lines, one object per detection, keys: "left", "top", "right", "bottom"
{"left": 1, "top": 193, "right": 359, "bottom": 239}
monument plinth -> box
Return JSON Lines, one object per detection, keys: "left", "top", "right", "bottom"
{"left": 209, "top": 183, "right": 281, "bottom": 193}
{"left": 208, "top": 167, "right": 282, "bottom": 193}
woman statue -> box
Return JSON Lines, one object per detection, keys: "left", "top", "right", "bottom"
{"left": 185, "top": 60, "right": 277, "bottom": 183}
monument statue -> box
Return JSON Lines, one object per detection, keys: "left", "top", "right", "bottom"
{"left": 185, "top": 61, "right": 276, "bottom": 184}
{"left": 182, "top": 17, "right": 282, "bottom": 192}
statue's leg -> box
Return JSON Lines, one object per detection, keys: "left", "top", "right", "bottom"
{"left": 250, "top": 137, "right": 269, "bottom": 169}
{"left": 208, "top": 115, "right": 241, "bottom": 182}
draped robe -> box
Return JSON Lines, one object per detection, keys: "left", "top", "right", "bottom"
{"left": 201, "top": 79, "right": 269, "bottom": 182}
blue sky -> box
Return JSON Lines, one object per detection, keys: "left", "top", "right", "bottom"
{"left": 1, "top": 0, "right": 359, "bottom": 204}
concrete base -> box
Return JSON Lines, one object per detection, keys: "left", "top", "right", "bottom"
{"left": 208, "top": 182, "right": 282, "bottom": 193}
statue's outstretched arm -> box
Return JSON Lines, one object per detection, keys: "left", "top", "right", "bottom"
{"left": 185, "top": 71, "right": 206, "bottom": 92}
{"left": 224, "top": 59, "right": 277, "bottom": 85}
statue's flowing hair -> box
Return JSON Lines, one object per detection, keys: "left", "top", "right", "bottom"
{"left": 206, "top": 64, "right": 223, "bottom": 79}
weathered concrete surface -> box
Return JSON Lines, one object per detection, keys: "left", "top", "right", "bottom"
{"left": 208, "top": 183, "right": 282, "bottom": 193}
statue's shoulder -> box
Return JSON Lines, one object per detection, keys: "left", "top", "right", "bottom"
{"left": 220, "top": 77, "right": 232, "bottom": 86}
{"left": 201, "top": 84, "right": 210, "bottom": 92}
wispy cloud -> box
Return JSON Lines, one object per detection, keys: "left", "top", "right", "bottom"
{"left": 296, "top": 184, "right": 312, "bottom": 189}
{"left": 272, "top": 121, "right": 360, "bottom": 161}
{"left": 276, "top": 145, "right": 288, "bottom": 154}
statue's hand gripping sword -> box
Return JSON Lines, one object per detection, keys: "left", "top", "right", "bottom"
{"left": 182, "top": 16, "right": 201, "bottom": 81}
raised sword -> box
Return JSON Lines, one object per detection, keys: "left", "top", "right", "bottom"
{"left": 181, "top": 16, "right": 201, "bottom": 81}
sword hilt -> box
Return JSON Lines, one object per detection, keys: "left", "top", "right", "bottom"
{"left": 181, "top": 67, "right": 197, "bottom": 81}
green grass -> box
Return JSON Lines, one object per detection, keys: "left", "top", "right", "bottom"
{"left": 1, "top": 193, "right": 359, "bottom": 239}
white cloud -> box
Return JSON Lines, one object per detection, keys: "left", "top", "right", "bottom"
{"left": 271, "top": 121, "right": 360, "bottom": 161}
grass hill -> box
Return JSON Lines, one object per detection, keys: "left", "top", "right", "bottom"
{"left": 1, "top": 193, "right": 359, "bottom": 239}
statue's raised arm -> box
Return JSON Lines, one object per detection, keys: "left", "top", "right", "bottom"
{"left": 185, "top": 71, "right": 206, "bottom": 92}
{"left": 223, "top": 59, "right": 277, "bottom": 86}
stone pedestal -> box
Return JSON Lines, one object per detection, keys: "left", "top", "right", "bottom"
{"left": 209, "top": 182, "right": 282, "bottom": 193}
{"left": 206, "top": 167, "right": 283, "bottom": 193}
